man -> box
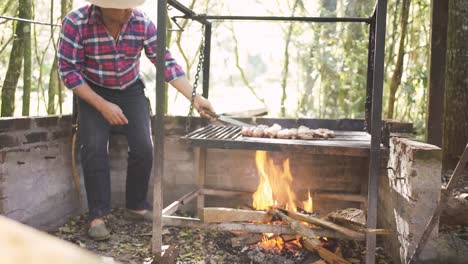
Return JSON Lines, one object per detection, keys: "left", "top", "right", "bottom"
{"left": 58, "top": 0, "right": 214, "bottom": 240}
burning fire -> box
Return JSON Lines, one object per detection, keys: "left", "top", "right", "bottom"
{"left": 303, "top": 190, "right": 313, "bottom": 213}
{"left": 257, "top": 234, "right": 303, "bottom": 253}
{"left": 252, "top": 151, "right": 312, "bottom": 213}
{"left": 252, "top": 151, "right": 314, "bottom": 252}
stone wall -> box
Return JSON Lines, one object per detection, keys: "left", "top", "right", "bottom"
{"left": 378, "top": 137, "right": 442, "bottom": 263}
{"left": 1, "top": 115, "right": 369, "bottom": 230}
{"left": 0, "top": 116, "right": 78, "bottom": 230}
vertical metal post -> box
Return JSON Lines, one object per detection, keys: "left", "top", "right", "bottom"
{"left": 152, "top": 0, "right": 167, "bottom": 256}
{"left": 365, "top": 0, "right": 387, "bottom": 263}
{"left": 195, "top": 22, "right": 211, "bottom": 219}
{"left": 365, "top": 15, "right": 376, "bottom": 133}
{"left": 196, "top": 148, "right": 207, "bottom": 217}
{"left": 202, "top": 22, "right": 212, "bottom": 99}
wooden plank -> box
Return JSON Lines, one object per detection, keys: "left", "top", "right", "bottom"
{"left": 279, "top": 209, "right": 365, "bottom": 240}
{"left": 328, "top": 208, "right": 366, "bottom": 227}
{"left": 201, "top": 188, "right": 250, "bottom": 197}
{"left": 162, "top": 215, "right": 351, "bottom": 239}
{"left": 201, "top": 188, "right": 366, "bottom": 203}
{"left": 314, "top": 192, "right": 367, "bottom": 203}
{"left": 152, "top": 0, "right": 167, "bottom": 255}
{"left": 162, "top": 189, "right": 199, "bottom": 216}
{"left": 196, "top": 148, "right": 207, "bottom": 218}
{"left": 270, "top": 210, "right": 350, "bottom": 264}
{"left": 202, "top": 207, "right": 272, "bottom": 223}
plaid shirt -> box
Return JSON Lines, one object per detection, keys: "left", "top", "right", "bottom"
{"left": 58, "top": 4, "right": 184, "bottom": 90}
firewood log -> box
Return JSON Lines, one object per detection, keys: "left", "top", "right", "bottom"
{"left": 327, "top": 208, "right": 366, "bottom": 229}
{"left": 268, "top": 210, "right": 350, "bottom": 264}
{"left": 280, "top": 209, "right": 365, "bottom": 240}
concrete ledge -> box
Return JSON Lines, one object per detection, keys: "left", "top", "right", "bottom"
{"left": 379, "top": 137, "right": 442, "bottom": 263}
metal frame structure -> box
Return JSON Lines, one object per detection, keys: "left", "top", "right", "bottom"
{"left": 152, "top": 1, "right": 387, "bottom": 263}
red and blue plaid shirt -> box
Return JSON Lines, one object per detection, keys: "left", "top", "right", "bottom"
{"left": 58, "top": 4, "right": 185, "bottom": 90}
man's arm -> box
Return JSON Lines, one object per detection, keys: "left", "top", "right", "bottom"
{"left": 143, "top": 18, "right": 215, "bottom": 117}
{"left": 170, "top": 76, "right": 215, "bottom": 117}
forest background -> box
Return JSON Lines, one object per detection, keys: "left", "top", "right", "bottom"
{"left": 0, "top": 0, "right": 430, "bottom": 139}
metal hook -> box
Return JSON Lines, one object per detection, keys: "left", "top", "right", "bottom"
{"left": 170, "top": 16, "right": 184, "bottom": 32}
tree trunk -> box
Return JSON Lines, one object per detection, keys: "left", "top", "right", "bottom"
{"left": 426, "top": 0, "right": 448, "bottom": 146}
{"left": 47, "top": 56, "right": 59, "bottom": 114}
{"left": 318, "top": 0, "right": 337, "bottom": 118}
{"left": 280, "top": 0, "right": 301, "bottom": 117}
{"left": 1, "top": 16, "right": 25, "bottom": 116}
{"left": 47, "top": 0, "right": 72, "bottom": 115}
{"left": 443, "top": 0, "right": 468, "bottom": 170}
{"left": 48, "top": 0, "right": 58, "bottom": 114}
{"left": 22, "top": 0, "right": 32, "bottom": 116}
{"left": 386, "top": 0, "right": 411, "bottom": 119}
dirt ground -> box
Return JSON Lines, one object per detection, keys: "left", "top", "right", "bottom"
{"left": 49, "top": 208, "right": 394, "bottom": 264}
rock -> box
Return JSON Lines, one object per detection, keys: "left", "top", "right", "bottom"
{"left": 420, "top": 233, "right": 468, "bottom": 264}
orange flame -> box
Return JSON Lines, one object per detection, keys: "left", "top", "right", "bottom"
{"left": 302, "top": 190, "right": 313, "bottom": 213}
{"left": 255, "top": 234, "right": 303, "bottom": 253}
{"left": 252, "top": 151, "right": 315, "bottom": 253}
{"left": 252, "top": 151, "right": 297, "bottom": 211}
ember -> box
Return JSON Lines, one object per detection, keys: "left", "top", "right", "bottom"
{"left": 254, "top": 234, "right": 303, "bottom": 253}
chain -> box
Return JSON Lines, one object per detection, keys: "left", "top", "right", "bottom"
{"left": 185, "top": 25, "right": 205, "bottom": 133}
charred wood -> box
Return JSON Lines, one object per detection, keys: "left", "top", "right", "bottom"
{"left": 269, "top": 209, "right": 350, "bottom": 264}
{"left": 202, "top": 207, "right": 272, "bottom": 223}
{"left": 279, "top": 209, "right": 365, "bottom": 240}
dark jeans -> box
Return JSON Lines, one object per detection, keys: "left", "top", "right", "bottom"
{"left": 78, "top": 79, "right": 152, "bottom": 221}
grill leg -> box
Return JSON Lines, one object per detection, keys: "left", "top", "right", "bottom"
{"left": 196, "top": 147, "right": 207, "bottom": 217}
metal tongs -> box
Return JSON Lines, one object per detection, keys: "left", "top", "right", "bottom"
{"left": 203, "top": 110, "right": 254, "bottom": 127}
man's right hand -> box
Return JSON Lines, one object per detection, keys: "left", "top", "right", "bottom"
{"left": 98, "top": 101, "right": 128, "bottom": 125}
{"left": 73, "top": 83, "right": 128, "bottom": 126}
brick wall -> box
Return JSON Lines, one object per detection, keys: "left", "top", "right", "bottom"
{"left": 0, "top": 116, "right": 77, "bottom": 230}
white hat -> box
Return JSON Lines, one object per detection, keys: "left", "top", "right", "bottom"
{"left": 86, "top": 0, "right": 145, "bottom": 9}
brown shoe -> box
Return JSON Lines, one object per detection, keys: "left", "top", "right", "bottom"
{"left": 123, "top": 209, "right": 153, "bottom": 223}
{"left": 88, "top": 222, "right": 111, "bottom": 241}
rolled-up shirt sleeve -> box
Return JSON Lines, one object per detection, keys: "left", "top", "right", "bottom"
{"left": 144, "top": 19, "right": 185, "bottom": 82}
{"left": 58, "top": 16, "right": 85, "bottom": 89}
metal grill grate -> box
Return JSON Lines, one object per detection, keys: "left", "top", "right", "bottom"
{"left": 181, "top": 125, "right": 374, "bottom": 157}
{"left": 184, "top": 125, "right": 241, "bottom": 140}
